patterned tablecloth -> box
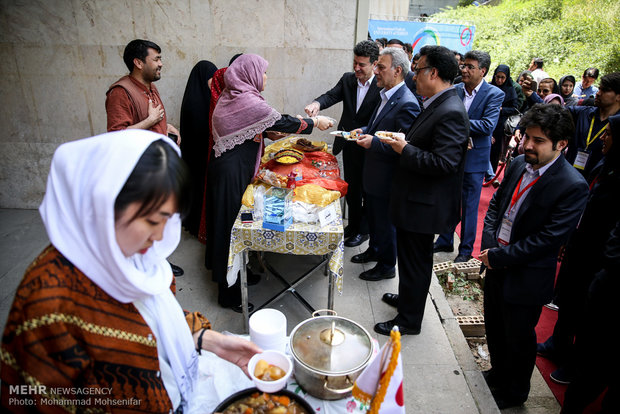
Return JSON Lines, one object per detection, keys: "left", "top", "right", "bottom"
{"left": 226, "top": 201, "right": 345, "bottom": 293}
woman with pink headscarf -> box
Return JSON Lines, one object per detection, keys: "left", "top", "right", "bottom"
{"left": 205, "top": 54, "right": 333, "bottom": 312}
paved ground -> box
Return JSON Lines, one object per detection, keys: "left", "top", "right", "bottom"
{"left": 0, "top": 208, "right": 560, "bottom": 413}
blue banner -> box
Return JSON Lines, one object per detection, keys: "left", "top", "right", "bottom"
{"left": 368, "top": 20, "right": 475, "bottom": 55}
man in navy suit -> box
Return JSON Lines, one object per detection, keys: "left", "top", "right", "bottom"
{"left": 434, "top": 50, "right": 504, "bottom": 262}
{"left": 479, "top": 104, "right": 588, "bottom": 408}
{"left": 305, "top": 41, "right": 381, "bottom": 248}
{"left": 352, "top": 47, "right": 421, "bottom": 281}
{"left": 375, "top": 45, "right": 469, "bottom": 336}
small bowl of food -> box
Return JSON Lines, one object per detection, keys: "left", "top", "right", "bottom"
{"left": 248, "top": 350, "right": 293, "bottom": 393}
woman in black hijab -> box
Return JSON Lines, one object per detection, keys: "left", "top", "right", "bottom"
{"left": 489, "top": 64, "right": 520, "bottom": 174}
{"left": 179, "top": 60, "right": 218, "bottom": 237}
{"left": 559, "top": 75, "right": 577, "bottom": 106}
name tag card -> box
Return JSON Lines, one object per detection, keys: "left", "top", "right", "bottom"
{"left": 498, "top": 217, "right": 513, "bottom": 246}
{"left": 318, "top": 204, "right": 337, "bottom": 227}
{"left": 573, "top": 151, "right": 589, "bottom": 170}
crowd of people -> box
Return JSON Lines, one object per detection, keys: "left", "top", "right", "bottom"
{"left": 0, "top": 35, "right": 618, "bottom": 413}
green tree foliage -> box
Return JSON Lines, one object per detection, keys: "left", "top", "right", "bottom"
{"left": 431, "top": 0, "right": 620, "bottom": 81}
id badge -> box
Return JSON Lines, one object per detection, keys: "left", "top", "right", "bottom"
{"left": 498, "top": 217, "right": 513, "bottom": 246}
{"left": 573, "top": 151, "right": 590, "bottom": 170}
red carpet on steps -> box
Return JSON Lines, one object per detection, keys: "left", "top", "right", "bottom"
{"left": 466, "top": 175, "right": 604, "bottom": 410}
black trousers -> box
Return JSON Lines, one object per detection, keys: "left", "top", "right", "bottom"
{"left": 395, "top": 229, "right": 433, "bottom": 329}
{"left": 366, "top": 193, "right": 396, "bottom": 268}
{"left": 484, "top": 269, "right": 543, "bottom": 401}
{"left": 342, "top": 142, "right": 367, "bottom": 235}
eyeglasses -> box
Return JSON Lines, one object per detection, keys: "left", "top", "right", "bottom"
{"left": 459, "top": 64, "right": 478, "bottom": 70}
{"left": 413, "top": 65, "right": 432, "bottom": 74}
{"left": 538, "top": 89, "right": 551, "bottom": 94}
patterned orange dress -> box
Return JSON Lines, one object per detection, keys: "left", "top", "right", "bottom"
{"left": 1, "top": 245, "right": 210, "bottom": 413}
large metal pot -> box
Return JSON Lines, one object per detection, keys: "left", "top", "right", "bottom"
{"left": 289, "top": 310, "right": 373, "bottom": 400}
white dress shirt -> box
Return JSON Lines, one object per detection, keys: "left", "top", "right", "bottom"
{"left": 463, "top": 79, "right": 484, "bottom": 112}
{"left": 356, "top": 75, "right": 375, "bottom": 112}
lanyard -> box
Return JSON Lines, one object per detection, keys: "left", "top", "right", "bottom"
{"left": 585, "top": 116, "right": 608, "bottom": 149}
{"left": 509, "top": 174, "right": 541, "bottom": 213}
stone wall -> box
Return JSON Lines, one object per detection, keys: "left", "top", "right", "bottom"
{"left": 0, "top": 0, "right": 365, "bottom": 208}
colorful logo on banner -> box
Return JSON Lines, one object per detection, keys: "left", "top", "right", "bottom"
{"left": 368, "top": 19, "right": 475, "bottom": 54}
{"left": 460, "top": 26, "right": 474, "bottom": 47}
{"left": 411, "top": 28, "right": 441, "bottom": 50}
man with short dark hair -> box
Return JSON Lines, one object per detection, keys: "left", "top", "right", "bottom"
{"left": 479, "top": 103, "right": 588, "bottom": 408}
{"left": 106, "top": 39, "right": 181, "bottom": 141}
{"left": 305, "top": 40, "right": 381, "bottom": 247}
{"left": 566, "top": 72, "right": 620, "bottom": 178}
{"left": 106, "top": 39, "right": 184, "bottom": 277}
{"left": 573, "top": 67, "right": 600, "bottom": 99}
{"left": 352, "top": 47, "right": 420, "bottom": 282}
{"left": 528, "top": 57, "right": 549, "bottom": 84}
{"left": 434, "top": 50, "right": 504, "bottom": 262}
{"left": 374, "top": 45, "right": 469, "bottom": 336}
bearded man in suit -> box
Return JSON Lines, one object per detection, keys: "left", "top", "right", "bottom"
{"left": 479, "top": 104, "right": 588, "bottom": 409}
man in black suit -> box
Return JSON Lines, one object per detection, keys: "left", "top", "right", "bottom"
{"left": 479, "top": 104, "right": 589, "bottom": 409}
{"left": 375, "top": 45, "right": 469, "bottom": 336}
{"left": 305, "top": 40, "right": 381, "bottom": 247}
{"left": 353, "top": 47, "right": 420, "bottom": 281}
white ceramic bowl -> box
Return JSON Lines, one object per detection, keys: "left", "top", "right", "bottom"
{"left": 248, "top": 350, "right": 293, "bottom": 393}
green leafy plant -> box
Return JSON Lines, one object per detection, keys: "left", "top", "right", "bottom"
{"left": 431, "top": 0, "right": 620, "bottom": 80}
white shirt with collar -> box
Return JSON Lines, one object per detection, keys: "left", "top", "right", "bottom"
{"left": 375, "top": 80, "right": 406, "bottom": 118}
{"left": 356, "top": 74, "right": 375, "bottom": 112}
{"left": 463, "top": 79, "right": 484, "bottom": 112}
{"left": 422, "top": 86, "right": 454, "bottom": 110}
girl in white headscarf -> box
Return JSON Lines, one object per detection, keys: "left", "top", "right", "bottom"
{"left": 1, "top": 129, "right": 260, "bottom": 413}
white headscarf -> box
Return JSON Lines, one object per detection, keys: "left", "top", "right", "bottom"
{"left": 39, "top": 129, "right": 198, "bottom": 403}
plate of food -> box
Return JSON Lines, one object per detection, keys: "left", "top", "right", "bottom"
{"left": 330, "top": 131, "right": 360, "bottom": 141}
{"left": 292, "top": 138, "right": 326, "bottom": 152}
{"left": 376, "top": 131, "right": 405, "bottom": 140}
{"left": 213, "top": 387, "right": 313, "bottom": 414}
{"left": 274, "top": 148, "right": 304, "bottom": 164}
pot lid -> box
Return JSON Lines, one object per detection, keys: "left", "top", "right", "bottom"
{"left": 290, "top": 316, "right": 372, "bottom": 374}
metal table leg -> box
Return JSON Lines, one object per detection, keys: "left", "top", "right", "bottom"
{"left": 327, "top": 253, "right": 334, "bottom": 310}
{"left": 240, "top": 250, "right": 249, "bottom": 333}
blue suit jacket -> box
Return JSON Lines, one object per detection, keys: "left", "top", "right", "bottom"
{"left": 455, "top": 81, "right": 504, "bottom": 173}
{"left": 361, "top": 84, "right": 421, "bottom": 197}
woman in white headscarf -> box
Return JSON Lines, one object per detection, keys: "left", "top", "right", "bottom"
{"left": 0, "top": 129, "right": 260, "bottom": 413}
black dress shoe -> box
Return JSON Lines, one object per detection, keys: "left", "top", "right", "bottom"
{"left": 454, "top": 254, "right": 472, "bottom": 263}
{"left": 169, "top": 262, "right": 184, "bottom": 277}
{"left": 344, "top": 234, "right": 369, "bottom": 247}
{"left": 492, "top": 393, "right": 526, "bottom": 409}
{"left": 351, "top": 249, "right": 378, "bottom": 264}
{"left": 359, "top": 265, "right": 395, "bottom": 281}
{"left": 433, "top": 243, "right": 454, "bottom": 253}
{"left": 382, "top": 293, "right": 399, "bottom": 307}
{"left": 230, "top": 302, "right": 255, "bottom": 314}
{"left": 374, "top": 319, "right": 420, "bottom": 336}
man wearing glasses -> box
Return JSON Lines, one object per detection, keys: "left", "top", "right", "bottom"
{"left": 374, "top": 45, "right": 469, "bottom": 336}
{"left": 434, "top": 50, "right": 504, "bottom": 263}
